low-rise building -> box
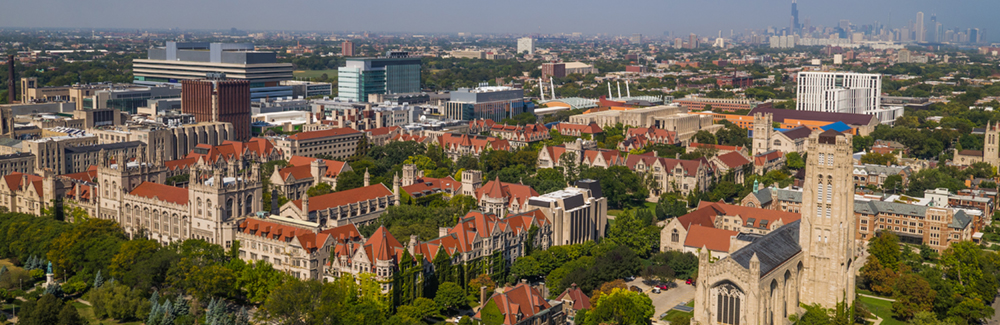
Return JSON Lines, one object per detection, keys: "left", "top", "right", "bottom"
{"left": 526, "top": 180, "right": 607, "bottom": 246}
{"left": 269, "top": 128, "right": 363, "bottom": 161}
{"left": 753, "top": 150, "right": 785, "bottom": 175}
{"left": 551, "top": 122, "right": 603, "bottom": 138}
{"left": 625, "top": 152, "right": 715, "bottom": 196}
{"left": 278, "top": 183, "right": 396, "bottom": 227}
{"left": 474, "top": 282, "right": 566, "bottom": 325}
{"left": 435, "top": 133, "right": 513, "bottom": 161}
{"left": 476, "top": 177, "right": 539, "bottom": 216}
{"left": 236, "top": 217, "right": 344, "bottom": 280}
{"left": 468, "top": 119, "right": 550, "bottom": 149}
{"left": 853, "top": 164, "right": 911, "bottom": 189}
{"left": 271, "top": 156, "right": 352, "bottom": 201}
{"left": 674, "top": 97, "right": 770, "bottom": 113}
{"left": 660, "top": 201, "right": 801, "bottom": 259}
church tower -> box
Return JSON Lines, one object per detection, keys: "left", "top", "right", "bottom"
{"left": 798, "top": 129, "right": 856, "bottom": 308}
{"left": 752, "top": 113, "right": 773, "bottom": 156}
{"left": 984, "top": 121, "right": 1000, "bottom": 167}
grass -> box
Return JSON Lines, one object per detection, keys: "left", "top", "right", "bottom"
{"left": 0, "top": 259, "right": 14, "bottom": 268}
{"left": 608, "top": 202, "right": 658, "bottom": 218}
{"left": 73, "top": 302, "right": 143, "bottom": 325}
{"left": 859, "top": 296, "right": 906, "bottom": 325}
{"left": 292, "top": 69, "right": 338, "bottom": 80}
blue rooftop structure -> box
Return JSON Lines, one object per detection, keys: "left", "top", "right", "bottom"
{"left": 820, "top": 121, "right": 852, "bottom": 132}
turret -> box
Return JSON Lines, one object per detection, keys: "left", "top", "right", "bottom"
{"left": 364, "top": 168, "right": 370, "bottom": 187}
{"left": 393, "top": 172, "right": 401, "bottom": 206}
{"left": 301, "top": 193, "right": 310, "bottom": 216}
{"left": 310, "top": 159, "right": 327, "bottom": 185}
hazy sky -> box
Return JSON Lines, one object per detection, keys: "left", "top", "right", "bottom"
{"left": 1, "top": 0, "right": 995, "bottom": 40}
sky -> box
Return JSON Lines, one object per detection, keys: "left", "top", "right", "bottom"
{"left": 1, "top": 0, "right": 996, "bottom": 41}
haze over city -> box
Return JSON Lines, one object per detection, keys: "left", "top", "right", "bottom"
{"left": 1, "top": 0, "right": 996, "bottom": 40}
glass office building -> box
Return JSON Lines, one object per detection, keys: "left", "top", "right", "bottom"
{"left": 338, "top": 51, "right": 421, "bottom": 102}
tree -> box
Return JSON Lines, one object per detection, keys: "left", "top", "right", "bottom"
{"left": 435, "top": 282, "right": 466, "bottom": 314}
{"left": 468, "top": 274, "right": 497, "bottom": 303}
{"left": 584, "top": 288, "right": 654, "bottom": 325}
{"left": 884, "top": 174, "right": 904, "bottom": 193}
{"left": 908, "top": 311, "right": 956, "bottom": 325}
{"left": 234, "top": 259, "right": 288, "bottom": 304}
{"left": 892, "top": 273, "right": 936, "bottom": 320}
{"left": 47, "top": 218, "right": 127, "bottom": 279}
{"left": 307, "top": 183, "right": 333, "bottom": 197}
{"left": 861, "top": 256, "right": 897, "bottom": 296}
{"left": 785, "top": 152, "right": 805, "bottom": 170}
{"left": 946, "top": 297, "right": 994, "bottom": 324}
{"left": 511, "top": 256, "right": 543, "bottom": 281}
{"left": 869, "top": 232, "right": 901, "bottom": 270}
{"left": 589, "top": 279, "right": 627, "bottom": 306}
{"left": 605, "top": 210, "right": 659, "bottom": 258}
{"left": 860, "top": 152, "right": 898, "bottom": 166}
{"left": 692, "top": 130, "right": 717, "bottom": 145}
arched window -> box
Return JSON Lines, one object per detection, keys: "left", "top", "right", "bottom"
{"left": 773, "top": 140, "right": 781, "bottom": 146}
{"left": 671, "top": 229, "right": 680, "bottom": 243}
{"left": 715, "top": 283, "right": 743, "bottom": 325}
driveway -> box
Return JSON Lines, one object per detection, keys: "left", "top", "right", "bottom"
{"left": 626, "top": 277, "right": 696, "bottom": 319}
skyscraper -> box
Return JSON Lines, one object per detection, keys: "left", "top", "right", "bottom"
{"left": 517, "top": 37, "right": 535, "bottom": 55}
{"left": 630, "top": 33, "right": 642, "bottom": 45}
{"left": 916, "top": 12, "right": 925, "bottom": 42}
{"left": 791, "top": 0, "right": 800, "bottom": 34}
{"left": 341, "top": 40, "right": 355, "bottom": 57}
{"left": 181, "top": 78, "right": 251, "bottom": 141}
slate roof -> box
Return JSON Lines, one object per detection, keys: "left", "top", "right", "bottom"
{"left": 65, "top": 141, "right": 144, "bottom": 153}
{"left": 728, "top": 220, "right": 801, "bottom": 277}
{"left": 780, "top": 126, "right": 813, "bottom": 140}
{"left": 949, "top": 210, "right": 973, "bottom": 229}
{"left": 854, "top": 200, "right": 927, "bottom": 217}
{"left": 752, "top": 188, "right": 774, "bottom": 206}
{"left": 748, "top": 107, "right": 876, "bottom": 126}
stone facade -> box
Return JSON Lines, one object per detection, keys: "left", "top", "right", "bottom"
{"left": 624, "top": 152, "right": 715, "bottom": 196}
{"left": 271, "top": 156, "right": 352, "bottom": 201}
{"left": 692, "top": 130, "right": 857, "bottom": 325}
{"left": 269, "top": 128, "right": 363, "bottom": 161}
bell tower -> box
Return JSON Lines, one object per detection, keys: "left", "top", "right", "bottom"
{"left": 798, "top": 129, "right": 856, "bottom": 308}
{"left": 752, "top": 112, "right": 772, "bottom": 156}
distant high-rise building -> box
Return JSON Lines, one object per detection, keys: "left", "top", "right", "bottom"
{"left": 970, "top": 28, "right": 980, "bottom": 43}
{"left": 133, "top": 42, "right": 293, "bottom": 101}
{"left": 337, "top": 51, "right": 421, "bottom": 102}
{"left": 688, "top": 33, "right": 699, "bottom": 49}
{"left": 630, "top": 33, "right": 642, "bottom": 45}
{"left": 797, "top": 71, "right": 881, "bottom": 115}
{"left": 181, "top": 78, "right": 251, "bottom": 141}
{"left": 341, "top": 40, "right": 355, "bottom": 57}
{"left": 517, "top": 37, "right": 535, "bottom": 55}
{"left": 791, "top": 0, "right": 800, "bottom": 34}
{"left": 916, "top": 12, "right": 925, "bottom": 42}
{"left": 935, "top": 22, "right": 944, "bottom": 43}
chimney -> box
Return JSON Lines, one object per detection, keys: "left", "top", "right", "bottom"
{"left": 480, "top": 286, "right": 489, "bottom": 305}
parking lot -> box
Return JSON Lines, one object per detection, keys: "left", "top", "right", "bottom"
{"left": 625, "top": 277, "right": 696, "bottom": 320}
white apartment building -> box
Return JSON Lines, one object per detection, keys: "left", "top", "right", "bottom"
{"left": 796, "top": 71, "right": 900, "bottom": 123}
{"left": 517, "top": 38, "right": 535, "bottom": 55}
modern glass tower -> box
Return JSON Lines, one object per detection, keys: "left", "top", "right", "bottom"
{"left": 337, "top": 51, "right": 421, "bottom": 102}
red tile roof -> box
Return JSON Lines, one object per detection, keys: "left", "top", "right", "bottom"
{"left": 553, "top": 122, "right": 603, "bottom": 134}
{"left": 754, "top": 150, "right": 784, "bottom": 166}
{"left": 475, "top": 283, "right": 553, "bottom": 325}
{"left": 238, "top": 218, "right": 330, "bottom": 252}
{"left": 292, "top": 183, "right": 393, "bottom": 212}
{"left": 684, "top": 224, "right": 738, "bottom": 252}
{"left": 287, "top": 127, "right": 361, "bottom": 141}
{"left": 287, "top": 155, "right": 349, "bottom": 178}
{"left": 476, "top": 177, "right": 539, "bottom": 207}
{"left": 59, "top": 166, "right": 98, "bottom": 182}
{"left": 164, "top": 158, "right": 198, "bottom": 171}
{"left": 3, "top": 172, "right": 43, "bottom": 196}
{"left": 715, "top": 151, "right": 752, "bottom": 169}
{"left": 402, "top": 176, "right": 460, "bottom": 197}
{"left": 366, "top": 226, "right": 404, "bottom": 262}
{"left": 689, "top": 143, "right": 745, "bottom": 152}
{"left": 129, "top": 182, "right": 189, "bottom": 205}
{"left": 366, "top": 126, "right": 400, "bottom": 136}
{"left": 556, "top": 285, "right": 592, "bottom": 311}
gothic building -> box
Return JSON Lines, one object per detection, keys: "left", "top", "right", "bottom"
{"left": 693, "top": 129, "right": 857, "bottom": 325}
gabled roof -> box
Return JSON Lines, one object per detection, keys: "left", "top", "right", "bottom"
{"left": 727, "top": 220, "right": 801, "bottom": 277}
{"left": 286, "top": 127, "right": 361, "bottom": 140}
{"left": 475, "top": 283, "right": 552, "bottom": 325}
{"left": 292, "top": 183, "right": 393, "bottom": 212}
{"left": 365, "top": 226, "right": 404, "bottom": 262}
{"left": 779, "top": 126, "right": 813, "bottom": 140}
{"left": 238, "top": 218, "right": 329, "bottom": 252}
{"left": 754, "top": 150, "right": 784, "bottom": 166}
{"left": 553, "top": 122, "right": 603, "bottom": 134}
{"left": 287, "top": 155, "right": 349, "bottom": 178}
{"left": 164, "top": 158, "right": 198, "bottom": 171}
{"left": 129, "top": 182, "right": 189, "bottom": 205}
{"left": 715, "top": 151, "right": 752, "bottom": 169}
{"left": 684, "top": 225, "right": 738, "bottom": 252}
{"left": 402, "top": 176, "right": 460, "bottom": 197}
{"left": 3, "top": 172, "right": 43, "bottom": 194}
{"left": 476, "top": 177, "right": 539, "bottom": 206}
{"left": 556, "top": 285, "right": 592, "bottom": 311}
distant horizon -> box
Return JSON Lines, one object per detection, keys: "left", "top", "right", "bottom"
{"left": 1, "top": 0, "right": 995, "bottom": 42}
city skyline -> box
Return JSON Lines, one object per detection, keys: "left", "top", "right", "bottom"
{"left": 0, "top": 0, "right": 995, "bottom": 42}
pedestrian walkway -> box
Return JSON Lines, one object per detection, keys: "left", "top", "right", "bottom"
{"left": 858, "top": 293, "right": 895, "bottom": 302}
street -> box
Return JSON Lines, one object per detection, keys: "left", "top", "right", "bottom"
{"left": 625, "top": 277, "right": 696, "bottom": 320}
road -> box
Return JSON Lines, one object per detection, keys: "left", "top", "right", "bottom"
{"left": 626, "top": 277, "right": 696, "bottom": 320}
{"left": 988, "top": 294, "right": 1000, "bottom": 325}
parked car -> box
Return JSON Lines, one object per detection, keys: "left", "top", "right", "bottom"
{"left": 686, "top": 278, "right": 694, "bottom": 285}
{"left": 625, "top": 276, "right": 636, "bottom": 282}
{"left": 630, "top": 285, "right": 643, "bottom": 293}
{"left": 656, "top": 284, "right": 669, "bottom": 290}
{"left": 651, "top": 287, "right": 661, "bottom": 294}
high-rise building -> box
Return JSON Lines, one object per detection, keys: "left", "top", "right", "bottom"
{"left": 630, "top": 33, "right": 642, "bottom": 45}
{"left": 688, "top": 33, "right": 699, "bottom": 49}
{"left": 916, "top": 12, "right": 925, "bottom": 42}
{"left": 970, "top": 28, "right": 980, "bottom": 43}
{"left": 517, "top": 37, "right": 535, "bottom": 55}
{"left": 796, "top": 71, "right": 882, "bottom": 115}
{"left": 341, "top": 40, "right": 355, "bottom": 57}
{"left": 133, "top": 42, "right": 293, "bottom": 101}
{"left": 181, "top": 78, "right": 251, "bottom": 141}
{"left": 791, "top": 0, "right": 800, "bottom": 34}
{"left": 541, "top": 63, "right": 566, "bottom": 79}
{"left": 337, "top": 51, "right": 421, "bottom": 102}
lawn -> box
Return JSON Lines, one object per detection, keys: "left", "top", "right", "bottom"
{"left": 73, "top": 302, "right": 143, "bottom": 325}
{"left": 292, "top": 69, "right": 338, "bottom": 80}
{"left": 859, "top": 296, "right": 905, "bottom": 325}
{"left": 0, "top": 259, "right": 14, "bottom": 268}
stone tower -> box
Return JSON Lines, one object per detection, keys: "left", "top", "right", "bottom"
{"left": 96, "top": 148, "right": 166, "bottom": 223}
{"left": 461, "top": 169, "right": 483, "bottom": 196}
{"left": 187, "top": 157, "right": 262, "bottom": 247}
{"left": 984, "top": 121, "right": 1000, "bottom": 168}
{"left": 798, "top": 129, "right": 856, "bottom": 308}
{"left": 310, "top": 159, "right": 327, "bottom": 186}
{"left": 752, "top": 112, "right": 773, "bottom": 156}
{"left": 402, "top": 164, "right": 417, "bottom": 186}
